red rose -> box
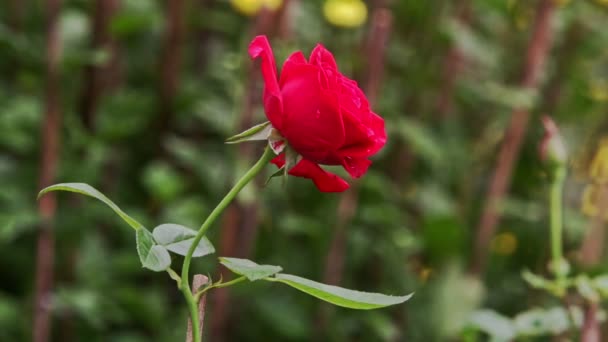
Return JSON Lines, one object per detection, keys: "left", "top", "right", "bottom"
{"left": 249, "top": 35, "right": 386, "bottom": 192}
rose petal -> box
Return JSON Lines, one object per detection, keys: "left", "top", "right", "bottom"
{"left": 281, "top": 69, "right": 345, "bottom": 157}
{"left": 339, "top": 78, "right": 371, "bottom": 120}
{"left": 271, "top": 155, "right": 285, "bottom": 167}
{"left": 341, "top": 157, "right": 372, "bottom": 178}
{"left": 310, "top": 44, "right": 338, "bottom": 71}
{"left": 369, "top": 111, "right": 387, "bottom": 144}
{"left": 249, "top": 35, "right": 284, "bottom": 130}
{"left": 338, "top": 109, "right": 386, "bottom": 158}
{"left": 271, "top": 156, "right": 350, "bottom": 192}
{"left": 310, "top": 44, "right": 340, "bottom": 89}
{"left": 280, "top": 51, "right": 308, "bottom": 87}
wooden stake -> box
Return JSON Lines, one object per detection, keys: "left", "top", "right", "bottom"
{"left": 186, "top": 275, "right": 209, "bottom": 342}
{"left": 33, "top": 0, "right": 62, "bottom": 341}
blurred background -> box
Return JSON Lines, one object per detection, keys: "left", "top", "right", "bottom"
{"left": 2, "top": 0, "right": 608, "bottom": 341}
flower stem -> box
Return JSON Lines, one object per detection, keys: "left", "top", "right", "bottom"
{"left": 549, "top": 166, "right": 567, "bottom": 283}
{"left": 183, "top": 286, "right": 201, "bottom": 342}
{"left": 179, "top": 145, "right": 274, "bottom": 342}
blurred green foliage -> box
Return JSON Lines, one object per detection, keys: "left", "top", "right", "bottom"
{"left": 1, "top": 0, "right": 608, "bottom": 341}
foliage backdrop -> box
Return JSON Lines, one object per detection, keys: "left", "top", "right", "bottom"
{"left": 1, "top": 0, "right": 608, "bottom": 341}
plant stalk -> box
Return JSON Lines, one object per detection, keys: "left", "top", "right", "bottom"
{"left": 180, "top": 145, "right": 274, "bottom": 342}
{"left": 550, "top": 166, "right": 567, "bottom": 286}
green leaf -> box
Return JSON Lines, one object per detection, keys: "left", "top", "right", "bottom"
{"left": 521, "top": 270, "right": 564, "bottom": 297}
{"left": 268, "top": 274, "right": 413, "bottom": 310}
{"left": 468, "top": 310, "right": 516, "bottom": 341}
{"left": 38, "top": 183, "right": 143, "bottom": 230}
{"left": 152, "top": 224, "right": 215, "bottom": 257}
{"left": 442, "top": 18, "right": 498, "bottom": 69}
{"left": 593, "top": 275, "right": 608, "bottom": 297}
{"left": 475, "top": 82, "right": 537, "bottom": 109}
{"left": 521, "top": 270, "right": 549, "bottom": 289}
{"left": 225, "top": 121, "right": 272, "bottom": 144}
{"left": 576, "top": 275, "right": 600, "bottom": 302}
{"left": 136, "top": 228, "right": 171, "bottom": 271}
{"left": 219, "top": 257, "right": 282, "bottom": 281}
{"left": 394, "top": 118, "right": 443, "bottom": 165}
{"left": 513, "top": 307, "right": 584, "bottom": 337}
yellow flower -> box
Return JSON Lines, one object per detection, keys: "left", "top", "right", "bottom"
{"left": 230, "top": 0, "right": 282, "bottom": 16}
{"left": 492, "top": 232, "right": 518, "bottom": 255}
{"left": 582, "top": 185, "right": 599, "bottom": 217}
{"left": 323, "top": 0, "right": 368, "bottom": 28}
{"left": 582, "top": 185, "right": 608, "bottom": 220}
{"left": 589, "top": 79, "right": 608, "bottom": 103}
{"left": 590, "top": 138, "right": 608, "bottom": 184}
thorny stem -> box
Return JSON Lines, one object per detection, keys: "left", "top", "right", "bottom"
{"left": 179, "top": 145, "right": 274, "bottom": 342}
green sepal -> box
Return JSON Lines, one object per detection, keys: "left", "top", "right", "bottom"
{"left": 225, "top": 121, "right": 272, "bottom": 144}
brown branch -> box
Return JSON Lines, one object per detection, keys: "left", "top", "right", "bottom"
{"left": 580, "top": 185, "right": 608, "bottom": 266}
{"left": 581, "top": 302, "right": 601, "bottom": 342}
{"left": 361, "top": 7, "right": 393, "bottom": 106}
{"left": 7, "top": 0, "right": 25, "bottom": 80}
{"left": 276, "top": 0, "right": 297, "bottom": 40}
{"left": 186, "top": 275, "right": 209, "bottom": 342}
{"left": 436, "top": 1, "right": 472, "bottom": 118}
{"left": 194, "top": 0, "right": 214, "bottom": 72}
{"left": 157, "top": 0, "right": 187, "bottom": 136}
{"left": 540, "top": 22, "right": 583, "bottom": 116}
{"left": 33, "top": 0, "right": 63, "bottom": 341}
{"left": 470, "top": 0, "right": 556, "bottom": 275}
{"left": 209, "top": 205, "right": 239, "bottom": 341}
{"left": 79, "top": 0, "right": 120, "bottom": 131}
{"left": 7, "top": 0, "right": 24, "bottom": 31}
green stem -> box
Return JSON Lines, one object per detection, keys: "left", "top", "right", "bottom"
{"left": 179, "top": 145, "right": 275, "bottom": 342}
{"left": 549, "top": 166, "right": 567, "bottom": 284}
{"left": 184, "top": 287, "right": 200, "bottom": 340}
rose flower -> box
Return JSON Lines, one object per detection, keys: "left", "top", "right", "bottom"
{"left": 249, "top": 35, "right": 386, "bottom": 192}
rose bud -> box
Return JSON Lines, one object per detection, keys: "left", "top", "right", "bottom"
{"left": 539, "top": 115, "right": 567, "bottom": 167}
{"left": 248, "top": 35, "right": 386, "bottom": 192}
